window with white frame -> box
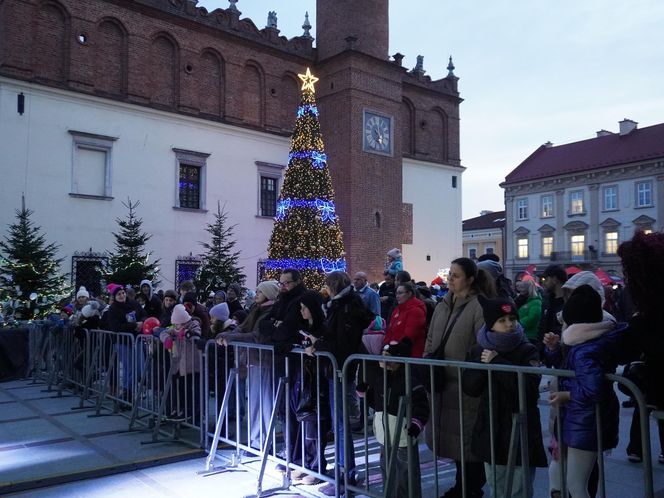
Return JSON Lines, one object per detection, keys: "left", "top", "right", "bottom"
{"left": 636, "top": 180, "right": 653, "bottom": 207}
{"left": 605, "top": 231, "right": 618, "bottom": 254}
{"left": 603, "top": 186, "right": 618, "bottom": 211}
{"left": 69, "top": 130, "right": 116, "bottom": 198}
{"left": 542, "top": 236, "right": 553, "bottom": 258}
{"left": 485, "top": 246, "right": 495, "bottom": 255}
{"left": 571, "top": 234, "right": 585, "bottom": 258}
{"left": 517, "top": 237, "right": 528, "bottom": 258}
{"left": 468, "top": 246, "right": 477, "bottom": 259}
{"left": 173, "top": 148, "right": 210, "bottom": 210}
{"left": 569, "top": 191, "right": 584, "bottom": 214}
{"left": 541, "top": 195, "right": 553, "bottom": 218}
{"left": 256, "top": 161, "right": 285, "bottom": 217}
{"left": 516, "top": 198, "right": 528, "bottom": 220}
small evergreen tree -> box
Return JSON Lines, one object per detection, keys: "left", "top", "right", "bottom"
{"left": 105, "top": 199, "right": 160, "bottom": 289}
{"left": 0, "top": 201, "right": 70, "bottom": 319}
{"left": 194, "top": 202, "right": 246, "bottom": 298}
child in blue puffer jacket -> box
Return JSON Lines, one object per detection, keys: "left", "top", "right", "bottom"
{"left": 548, "top": 285, "right": 628, "bottom": 498}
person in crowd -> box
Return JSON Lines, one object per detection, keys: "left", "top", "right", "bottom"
{"left": 462, "top": 295, "right": 546, "bottom": 498}
{"left": 210, "top": 302, "right": 234, "bottom": 336}
{"left": 537, "top": 264, "right": 567, "bottom": 361}
{"left": 515, "top": 279, "right": 542, "bottom": 344}
{"left": 217, "top": 280, "right": 280, "bottom": 450}
{"left": 213, "top": 290, "right": 226, "bottom": 306}
{"left": 384, "top": 281, "right": 427, "bottom": 358}
{"left": 547, "top": 285, "right": 628, "bottom": 498}
{"left": 353, "top": 271, "right": 381, "bottom": 316}
{"left": 379, "top": 270, "right": 396, "bottom": 325}
{"left": 74, "top": 286, "right": 90, "bottom": 312}
{"left": 139, "top": 279, "right": 163, "bottom": 319}
{"left": 304, "top": 271, "right": 373, "bottom": 496}
{"left": 358, "top": 337, "right": 429, "bottom": 498}
{"left": 178, "top": 280, "right": 196, "bottom": 303}
{"left": 226, "top": 283, "right": 244, "bottom": 316}
{"left": 107, "top": 285, "right": 146, "bottom": 403}
{"left": 125, "top": 286, "right": 137, "bottom": 301}
{"left": 424, "top": 257, "right": 495, "bottom": 498}
{"left": 293, "top": 290, "right": 330, "bottom": 485}
{"left": 416, "top": 281, "right": 437, "bottom": 326}
{"left": 159, "top": 303, "right": 201, "bottom": 420}
{"left": 205, "top": 291, "right": 215, "bottom": 310}
{"left": 618, "top": 231, "right": 664, "bottom": 466}
{"left": 244, "top": 289, "right": 256, "bottom": 310}
{"left": 182, "top": 292, "right": 211, "bottom": 339}
{"left": 385, "top": 248, "right": 403, "bottom": 276}
{"left": 477, "top": 254, "right": 516, "bottom": 299}
{"left": 159, "top": 289, "right": 178, "bottom": 327}
{"left": 258, "top": 269, "right": 307, "bottom": 474}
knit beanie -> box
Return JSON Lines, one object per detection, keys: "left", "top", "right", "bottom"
{"left": 111, "top": 285, "right": 125, "bottom": 298}
{"left": 477, "top": 294, "right": 518, "bottom": 330}
{"left": 170, "top": 304, "right": 191, "bottom": 325}
{"left": 164, "top": 289, "right": 178, "bottom": 300}
{"left": 387, "top": 248, "right": 401, "bottom": 259}
{"left": 256, "top": 280, "right": 280, "bottom": 301}
{"left": 106, "top": 283, "right": 122, "bottom": 297}
{"left": 209, "top": 302, "right": 230, "bottom": 322}
{"left": 371, "top": 315, "right": 386, "bottom": 331}
{"left": 476, "top": 260, "right": 503, "bottom": 281}
{"left": 182, "top": 292, "right": 198, "bottom": 306}
{"left": 563, "top": 285, "right": 603, "bottom": 325}
{"left": 562, "top": 271, "right": 605, "bottom": 305}
{"left": 76, "top": 286, "right": 90, "bottom": 299}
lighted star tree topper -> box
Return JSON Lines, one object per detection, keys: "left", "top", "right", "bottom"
{"left": 265, "top": 68, "right": 346, "bottom": 289}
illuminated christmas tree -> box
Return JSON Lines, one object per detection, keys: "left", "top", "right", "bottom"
{"left": 265, "top": 68, "right": 346, "bottom": 289}
{"left": 0, "top": 200, "right": 70, "bottom": 319}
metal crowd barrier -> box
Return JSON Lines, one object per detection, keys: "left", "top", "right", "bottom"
{"left": 21, "top": 323, "right": 657, "bottom": 498}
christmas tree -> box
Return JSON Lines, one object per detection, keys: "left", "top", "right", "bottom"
{"left": 105, "top": 199, "right": 160, "bottom": 289}
{"left": 265, "top": 68, "right": 346, "bottom": 289}
{"left": 0, "top": 200, "right": 70, "bottom": 319}
{"left": 194, "top": 201, "right": 246, "bottom": 298}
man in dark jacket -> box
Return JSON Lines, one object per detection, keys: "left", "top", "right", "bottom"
{"left": 378, "top": 270, "right": 396, "bottom": 324}
{"left": 538, "top": 264, "right": 567, "bottom": 362}
{"left": 139, "top": 279, "right": 163, "bottom": 319}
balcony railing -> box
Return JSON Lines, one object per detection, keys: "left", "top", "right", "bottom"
{"left": 549, "top": 250, "right": 598, "bottom": 263}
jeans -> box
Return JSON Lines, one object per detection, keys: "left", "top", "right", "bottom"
{"left": 484, "top": 463, "right": 535, "bottom": 498}
{"left": 116, "top": 342, "right": 144, "bottom": 392}
{"left": 329, "top": 377, "right": 355, "bottom": 479}
{"left": 379, "top": 442, "right": 421, "bottom": 498}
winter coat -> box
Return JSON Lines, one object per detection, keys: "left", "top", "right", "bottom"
{"left": 423, "top": 291, "right": 485, "bottom": 462}
{"left": 378, "top": 281, "right": 396, "bottom": 324}
{"left": 190, "top": 302, "right": 211, "bottom": 340}
{"left": 107, "top": 299, "right": 146, "bottom": 336}
{"left": 355, "top": 285, "right": 381, "bottom": 316}
{"left": 626, "top": 313, "right": 664, "bottom": 409}
{"left": 227, "top": 298, "right": 243, "bottom": 317}
{"left": 557, "top": 321, "right": 628, "bottom": 451}
{"left": 139, "top": 280, "right": 163, "bottom": 319}
{"left": 159, "top": 319, "right": 201, "bottom": 376}
{"left": 386, "top": 258, "right": 403, "bottom": 276}
{"left": 364, "top": 362, "right": 429, "bottom": 447}
{"left": 462, "top": 334, "right": 547, "bottom": 467}
{"left": 160, "top": 304, "right": 175, "bottom": 328}
{"left": 315, "top": 286, "right": 373, "bottom": 370}
{"left": 217, "top": 301, "right": 275, "bottom": 367}
{"left": 384, "top": 297, "right": 427, "bottom": 358}
{"left": 517, "top": 295, "right": 542, "bottom": 341}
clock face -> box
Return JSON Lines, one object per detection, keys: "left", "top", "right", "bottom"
{"left": 363, "top": 111, "right": 392, "bottom": 155}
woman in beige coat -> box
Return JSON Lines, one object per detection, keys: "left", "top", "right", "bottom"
{"left": 424, "top": 257, "right": 495, "bottom": 498}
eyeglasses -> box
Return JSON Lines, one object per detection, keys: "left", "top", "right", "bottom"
{"left": 278, "top": 280, "right": 294, "bottom": 287}
{"left": 396, "top": 290, "right": 409, "bottom": 295}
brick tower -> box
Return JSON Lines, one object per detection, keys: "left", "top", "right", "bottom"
{"left": 315, "top": 0, "right": 405, "bottom": 279}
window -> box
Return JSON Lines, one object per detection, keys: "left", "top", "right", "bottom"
{"left": 260, "top": 176, "right": 278, "bottom": 217}
{"left": 569, "top": 191, "right": 584, "bottom": 214}
{"left": 571, "top": 234, "right": 585, "bottom": 258}
{"left": 179, "top": 164, "right": 201, "bottom": 209}
{"left": 485, "top": 246, "right": 495, "bottom": 255}
{"left": 517, "top": 237, "right": 528, "bottom": 258}
{"left": 68, "top": 130, "right": 117, "bottom": 198}
{"left": 644, "top": 229, "right": 653, "bottom": 235}
{"left": 452, "top": 176, "right": 457, "bottom": 188}
{"left": 173, "top": 148, "right": 210, "bottom": 210}
{"left": 516, "top": 198, "right": 528, "bottom": 220}
{"left": 541, "top": 195, "right": 553, "bottom": 218}
{"left": 603, "top": 186, "right": 618, "bottom": 211}
{"left": 605, "top": 231, "right": 618, "bottom": 254}
{"left": 469, "top": 247, "right": 477, "bottom": 260}
{"left": 542, "top": 236, "right": 553, "bottom": 258}
{"left": 636, "top": 181, "right": 653, "bottom": 207}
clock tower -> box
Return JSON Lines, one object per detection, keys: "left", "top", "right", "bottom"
{"left": 316, "top": 0, "right": 461, "bottom": 281}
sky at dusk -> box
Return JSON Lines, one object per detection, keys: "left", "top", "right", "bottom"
{"left": 199, "top": 0, "right": 664, "bottom": 219}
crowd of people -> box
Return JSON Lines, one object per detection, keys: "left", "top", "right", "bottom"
{"left": 51, "top": 233, "right": 664, "bottom": 498}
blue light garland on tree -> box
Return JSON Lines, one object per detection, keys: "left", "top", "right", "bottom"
{"left": 265, "top": 68, "right": 346, "bottom": 288}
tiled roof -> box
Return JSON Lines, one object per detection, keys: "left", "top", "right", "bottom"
{"left": 462, "top": 211, "right": 506, "bottom": 231}
{"left": 503, "top": 122, "right": 664, "bottom": 184}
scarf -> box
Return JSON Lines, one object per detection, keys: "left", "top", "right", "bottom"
{"left": 476, "top": 324, "right": 527, "bottom": 354}
{"left": 561, "top": 319, "right": 614, "bottom": 346}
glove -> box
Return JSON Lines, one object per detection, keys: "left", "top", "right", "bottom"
{"left": 407, "top": 419, "right": 424, "bottom": 438}
{"left": 164, "top": 336, "right": 174, "bottom": 351}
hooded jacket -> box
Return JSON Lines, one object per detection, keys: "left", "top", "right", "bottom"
{"left": 107, "top": 298, "right": 146, "bottom": 335}
{"left": 384, "top": 296, "right": 427, "bottom": 358}
{"left": 139, "top": 280, "right": 163, "bottom": 319}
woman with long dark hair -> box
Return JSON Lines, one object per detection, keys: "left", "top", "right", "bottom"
{"left": 618, "top": 231, "right": 664, "bottom": 465}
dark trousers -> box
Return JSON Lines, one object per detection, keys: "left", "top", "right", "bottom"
{"left": 379, "top": 441, "right": 421, "bottom": 498}
{"left": 627, "top": 406, "right": 664, "bottom": 457}
{"left": 450, "top": 460, "right": 486, "bottom": 496}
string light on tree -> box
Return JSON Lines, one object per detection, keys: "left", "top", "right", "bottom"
{"left": 265, "top": 67, "right": 346, "bottom": 289}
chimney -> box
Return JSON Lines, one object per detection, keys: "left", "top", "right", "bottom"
{"left": 619, "top": 119, "right": 638, "bottom": 136}
{"left": 480, "top": 210, "right": 494, "bottom": 216}
{"left": 596, "top": 129, "right": 613, "bottom": 138}
{"left": 544, "top": 141, "right": 553, "bottom": 148}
